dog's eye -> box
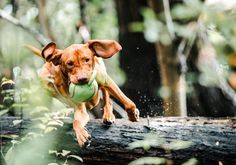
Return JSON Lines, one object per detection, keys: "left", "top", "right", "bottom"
{"left": 84, "top": 58, "right": 90, "bottom": 63}
{"left": 66, "top": 61, "right": 74, "bottom": 68}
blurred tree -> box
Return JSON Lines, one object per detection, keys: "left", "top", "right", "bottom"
{"left": 116, "top": 0, "right": 163, "bottom": 117}
{"left": 149, "top": 0, "right": 188, "bottom": 116}
{"left": 115, "top": 0, "right": 236, "bottom": 117}
{"left": 0, "top": 0, "right": 235, "bottom": 117}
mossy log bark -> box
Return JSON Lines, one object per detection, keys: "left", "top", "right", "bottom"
{"left": 0, "top": 117, "right": 236, "bottom": 165}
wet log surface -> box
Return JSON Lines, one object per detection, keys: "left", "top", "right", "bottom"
{"left": 0, "top": 117, "right": 236, "bottom": 164}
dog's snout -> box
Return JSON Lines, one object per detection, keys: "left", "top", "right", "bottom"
{"left": 77, "top": 77, "right": 89, "bottom": 84}
{"left": 70, "top": 73, "right": 91, "bottom": 85}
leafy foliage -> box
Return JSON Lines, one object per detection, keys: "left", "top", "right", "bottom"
{"left": 128, "top": 133, "right": 195, "bottom": 165}
{"left": 0, "top": 0, "right": 123, "bottom": 163}
{"left": 130, "top": 0, "right": 236, "bottom": 101}
{"left": 129, "top": 157, "right": 166, "bottom": 165}
{"left": 0, "top": 66, "right": 78, "bottom": 164}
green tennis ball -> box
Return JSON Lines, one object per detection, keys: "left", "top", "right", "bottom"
{"left": 69, "top": 70, "right": 98, "bottom": 103}
{"left": 69, "top": 80, "right": 98, "bottom": 103}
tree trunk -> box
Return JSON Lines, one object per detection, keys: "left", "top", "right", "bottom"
{"left": 1, "top": 117, "right": 235, "bottom": 165}
{"left": 149, "top": 0, "right": 187, "bottom": 117}
{"left": 115, "top": 0, "right": 187, "bottom": 117}
{"left": 115, "top": 0, "right": 162, "bottom": 117}
{"left": 37, "top": 0, "right": 55, "bottom": 41}
{"left": 156, "top": 43, "right": 184, "bottom": 116}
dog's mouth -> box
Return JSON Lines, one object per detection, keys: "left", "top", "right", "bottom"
{"left": 69, "top": 70, "right": 98, "bottom": 103}
{"left": 70, "top": 70, "right": 97, "bottom": 86}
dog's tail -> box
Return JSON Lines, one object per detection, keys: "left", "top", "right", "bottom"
{"left": 24, "top": 44, "right": 44, "bottom": 60}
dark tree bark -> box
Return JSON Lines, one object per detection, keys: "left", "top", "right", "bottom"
{"left": 115, "top": 0, "right": 163, "bottom": 117}
{"left": 1, "top": 117, "right": 236, "bottom": 165}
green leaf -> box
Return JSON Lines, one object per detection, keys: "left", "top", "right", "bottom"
{"left": 174, "top": 23, "right": 197, "bottom": 39}
{"left": 0, "top": 109, "right": 9, "bottom": 116}
{"left": 159, "top": 31, "right": 172, "bottom": 45}
{"left": 44, "top": 127, "right": 57, "bottom": 134}
{"left": 141, "top": 7, "right": 163, "bottom": 43}
{"left": 143, "top": 20, "right": 162, "bottom": 43}
{"left": 61, "top": 150, "right": 71, "bottom": 157}
{"left": 29, "top": 106, "right": 49, "bottom": 115}
{"left": 142, "top": 7, "right": 156, "bottom": 20}
{"left": 182, "top": 158, "right": 198, "bottom": 165}
{"left": 171, "top": 0, "right": 202, "bottom": 20}
{"left": 208, "top": 28, "right": 226, "bottom": 45}
{"left": 67, "top": 155, "right": 83, "bottom": 162}
{"left": 5, "top": 146, "right": 15, "bottom": 165}
{"left": 48, "top": 150, "right": 58, "bottom": 155}
{"left": 12, "top": 103, "right": 29, "bottom": 108}
{"left": 32, "top": 117, "right": 50, "bottom": 124}
{"left": 13, "top": 120, "right": 22, "bottom": 126}
{"left": 129, "top": 22, "right": 144, "bottom": 32}
{"left": 13, "top": 66, "right": 21, "bottom": 79}
{"left": 25, "top": 132, "right": 39, "bottom": 138}
{"left": 129, "top": 140, "right": 152, "bottom": 151}
{"left": 128, "top": 134, "right": 166, "bottom": 150}
{"left": 0, "top": 134, "right": 19, "bottom": 139}
{"left": 229, "top": 37, "right": 236, "bottom": 52}
{"left": 164, "top": 140, "right": 192, "bottom": 150}
{"left": 47, "top": 119, "right": 64, "bottom": 127}
{"left": 37, "top": 123, "right": 46, "bottom": 130}
{"left": 128, "top": 157, "right": 166, "bottom": 165}
{"left": 11, "top": 140, "right": 20, "bottom": 145}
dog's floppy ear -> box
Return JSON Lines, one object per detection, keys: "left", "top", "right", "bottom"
{"left": 88, "top": 40, "right": 122, "bottom": 59}
{"left": 41, "top": 42, "right": 62, "bottom": 65}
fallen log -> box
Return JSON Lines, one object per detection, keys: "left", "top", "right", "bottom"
{"left": 0, "top": 117, "right": 236, "bottom": 165}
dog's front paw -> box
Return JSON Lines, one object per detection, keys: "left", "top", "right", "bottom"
{"left": 127, "top": 108, "right": 140, "bottom": 122}
{"left": 74, "top": 127, "right": 91, "bottom": 147}
{"left": 73, "top": 120, "right": 91, "bottom": 147}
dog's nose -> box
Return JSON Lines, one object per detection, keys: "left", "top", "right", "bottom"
{"left": 77, "top": 77, "right": 88, "bottom": 84}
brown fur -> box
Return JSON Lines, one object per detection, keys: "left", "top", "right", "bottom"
{"left": 27, "top": 40, "right": 139, "bottom": 146}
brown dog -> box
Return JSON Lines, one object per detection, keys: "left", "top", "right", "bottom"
{"left": 27, "top": 40, "right": 139, "bottom": 146}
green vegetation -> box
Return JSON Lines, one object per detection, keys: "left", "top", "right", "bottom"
{"left": 128, "top": 133, "right": 195, "bottom": 165}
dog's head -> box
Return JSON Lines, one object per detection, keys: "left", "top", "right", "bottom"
{"left": 41, "top": 40, "right": 122, "bottom": 85}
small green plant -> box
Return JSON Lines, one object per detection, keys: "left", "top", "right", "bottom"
{"left": 48, "top": 149, "right": 83, "bottom": 165}
{"left": 0, "top": 78, "right": 15, "bottom": 116}
{"left": 128, "top": 133, "right": 197, "bottom": 165}
{"left": 1, "top": 67, "right": 83, "bottom": 164}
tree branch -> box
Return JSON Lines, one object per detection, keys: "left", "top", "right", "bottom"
{"left": 0, "top": 9, "right": 49, "bottom": 46}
